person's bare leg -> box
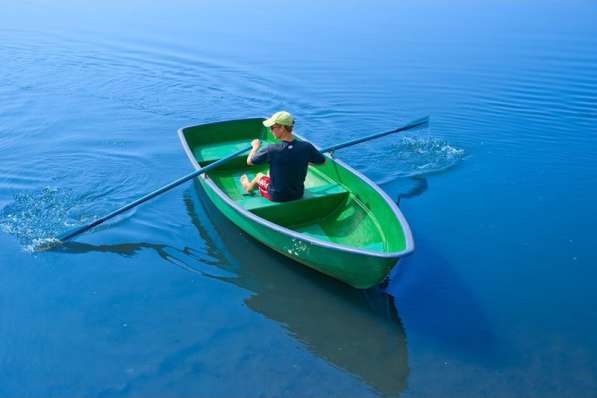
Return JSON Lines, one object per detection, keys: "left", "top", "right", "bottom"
{"left": 240, "top": 172, "right": 264, "bottom": 193}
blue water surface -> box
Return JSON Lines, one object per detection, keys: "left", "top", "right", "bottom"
{"left": 1, "top": 1, "right": 596, "bottom": 397}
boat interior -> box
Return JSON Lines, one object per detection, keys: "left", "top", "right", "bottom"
{"left": 180, "top": 118, "right": 407, "bottom": 253}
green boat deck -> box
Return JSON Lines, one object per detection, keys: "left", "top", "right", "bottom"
{"left": 206, "top": 163, "right": 389, "bottom": 251}
{"left": 192, "top": 139, "right": 249, "bottom": 164}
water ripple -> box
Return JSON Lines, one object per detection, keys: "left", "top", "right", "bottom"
{"left": 0, "top": 187, "right": 95, "bottom": 250}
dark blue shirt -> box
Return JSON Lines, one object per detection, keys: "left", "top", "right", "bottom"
{"left": 250, "top": 139, "right": 326, "bottom": 201}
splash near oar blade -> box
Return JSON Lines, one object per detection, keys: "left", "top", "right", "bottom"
{"left": 33, "top": 238, "right": 67, "bottom": 252}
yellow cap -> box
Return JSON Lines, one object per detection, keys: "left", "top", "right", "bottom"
{"left": 263, "top": 111, "right": 294, "bottom": 127}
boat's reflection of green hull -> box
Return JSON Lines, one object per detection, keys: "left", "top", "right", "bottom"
{"left": 186, "top": 182, "right": 409, "bottom": 397}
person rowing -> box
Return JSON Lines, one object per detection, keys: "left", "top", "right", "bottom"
{"left": 240, "top": 111, "right": 326, "bottom": 202}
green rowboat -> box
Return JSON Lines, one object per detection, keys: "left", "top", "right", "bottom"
{"left": 178, "top": 118, "right": 414, "bottom": 288}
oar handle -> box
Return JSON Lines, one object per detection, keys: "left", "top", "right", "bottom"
{"left": 320, "top": 116, "right": 429, "bottom": 153}
{"left": 58, "top": 145, "right": 252, "bottom": 242}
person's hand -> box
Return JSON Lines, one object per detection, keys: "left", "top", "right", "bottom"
{"left": 251, "top": 139, "right": 261, "bottom": 149}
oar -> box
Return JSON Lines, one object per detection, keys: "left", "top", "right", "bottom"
{"left": 56, "top": 145, "right": 252, "bottom": 242}
{"left": 56, "top": 115, "right": 428, "bottom": 243}
{"left": 320, "top": 116, "right": 428, "bottom": 153}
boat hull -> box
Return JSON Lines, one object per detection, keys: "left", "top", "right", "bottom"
{"left": 198, "top": 176, "right": 399, "bottom": 288}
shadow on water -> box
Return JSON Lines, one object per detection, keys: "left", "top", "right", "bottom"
{"left": 386, "top": 237, "right": 502, "bottom": 366}
{"left": 380, "top": 156, "right": 467, "bottom": 206}
{"left": 185, "top": 181, "right": 410, "bottom": 398}
{"left": 377, "top": 169, "right": 502, "bottom": 365}
{"left": 53, "top": 237, "right": 231, "bottom": 278}
{"left": 391, "top": 176, "right": 428, "bottom": 206}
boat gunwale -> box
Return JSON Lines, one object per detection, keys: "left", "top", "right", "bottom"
{"left": 177, "top": 119, "right": 414, "bottom": 259}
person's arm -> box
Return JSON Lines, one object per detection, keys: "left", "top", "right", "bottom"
{"left": 309, "top": 144, "right": 326, "bottom": 165}
{"left": 246, "top": 139, "right": 261, "bottom": 166}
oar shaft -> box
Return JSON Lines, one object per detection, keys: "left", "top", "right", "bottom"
{"left": 58, "top": 145, "right": 252, "bottom": 242}
{"left": 321, "top": 116, "right": 428, "bottom": 153}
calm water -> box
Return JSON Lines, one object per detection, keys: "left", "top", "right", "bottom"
{"left": 1, "top": 1, "right": 596, "bottom": 397}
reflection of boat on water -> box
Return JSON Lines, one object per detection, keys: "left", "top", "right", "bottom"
{"left": 186, "top": 181, "right": 409, "bottom": 397}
